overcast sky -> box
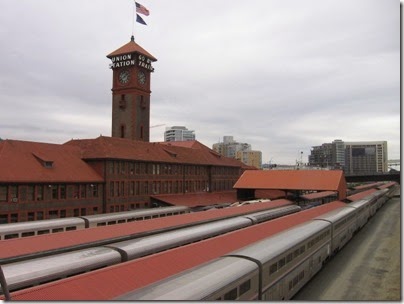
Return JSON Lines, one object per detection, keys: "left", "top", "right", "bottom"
{"left": 0, "top": 0, "right": 400, "bottom": 165}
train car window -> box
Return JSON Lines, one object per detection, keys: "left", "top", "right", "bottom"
{"left": 127, "top": 218, "right": 135, "bottom": 222}
{"left": 118, "top": 220, "right": 126, "bottom": 224}
{"left": 22, "top": 232, "right": 35, "bottom": 237}
{"left": 299, "top": 271, "right": 304, "bottom": 280}
{"left": 5, "top": 234, "right": 19, "bottom": 239}
{"left": 108, "top": 221, "right": 117, "bottom": 225}
{"left": 135, "top": 217, "right": 143, "bottom": 221}
{"left": 38, "top": 229, "right": 50, "bottom": 235}
{"left": 97, "top": 222, "right": 106, "bottom": 227}
{"left": 269, "top": 263, "right": 277, "bottom": 275}
{"left": 300, "top": 246, "right": 305, "bottom": 254}
{"left": 160, "top": 214, "right": 166, "bottom": 217}
{"left": 145, "top": 216, "right": 151, "bottom": 220}
{"left": 224, "top": 288, "right": 238, "bottom": 300}
{"left": 167, "top": 213, "right": 172, "bottom": 216}
{"left": 52, "top": 228, "right": 63, "bottom": 233}
{"left": 289, "top": 281, "right": 293, "bottom": 291}
{"left": 152, "top": 215, "right": 158, "bottom": 218}
{"left": 278, "top": 257, "right": 286, "bottom": 268}
{"left": 293, "top": 249, "right": 300, "bottom": 258}
{"left": 286, "top": 253, "right": 293, "bottom": 263}
{"left": 173, "top": 212, "right": 178, "bottom": 215}
{"left": 66, "top": 226, "right": 77, "bottom": 231}
{"left": 239, "top": 280, "right": 251, "bottom": 295}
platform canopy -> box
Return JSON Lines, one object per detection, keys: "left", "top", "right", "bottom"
{"left": 233, "top": 170, "right": 347, "bottom": 201}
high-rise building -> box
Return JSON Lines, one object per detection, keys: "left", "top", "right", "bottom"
{"left": 236, "top": 150, "right": 262, "bottom": 169}
{"left": 212, "top": 136, "right": 251, "bottom": 159}
{"left": 309, "top": 139, "right": 388, "bottom": 173}
{"left": 344, "top": 141, "right": 388, "bottom": 174}
{"left": 213, "top": 136, "right": 262, "bottom": 168}
{"left": 164, "top": 126, "right": 195, "bottom": 142}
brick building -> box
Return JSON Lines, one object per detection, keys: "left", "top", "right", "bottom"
{"left": 0, "top": 137, "right": 246, "bottom": 224}
{"left": 0, "top": 38, "right": 251, "bottom": 224}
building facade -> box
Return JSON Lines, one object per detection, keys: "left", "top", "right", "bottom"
{"left": 0, "top": 138, "right": 246, "bottom": 224}
{"left": 236, "top": 150, "right": 262, "bottom": 169}
{"left": 344, "top": 141, "right": 388, "bottom": 174}
{"left": 308, "top": 139, "right": 388, "bottom": 173}
{"left": 164, "top": 126, "right": 195, "bottom": 142}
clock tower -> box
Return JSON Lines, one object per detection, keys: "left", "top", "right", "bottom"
{"left": 107, "top": 36, "right": 157, "bottom": 142}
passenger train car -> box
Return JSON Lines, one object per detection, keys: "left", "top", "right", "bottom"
{"left": 0, "top": 205, "right": 301, "bottom": 293}
{"left": 116, "top": 185, "right": 397, "bottom": 301}
{"left": 0, "top": 206, "right": 190, "bottom": 240}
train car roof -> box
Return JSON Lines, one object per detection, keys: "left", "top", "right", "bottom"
{"left": 228, "top": 220, "right": 330, "bottom": 264}
{"left": 313, "top": 205, "right": 355, "bottom": 223}
{"left": 5, "top": 201, "right": 346, "bottom": 301}
{"left": 80, "top": 206, "right": 189, "bottom": 222}
{"left": 116, "top": 257, "right": 257, "bottom": 300}
{"left": 346, "top": 188, "right": 378, "bottom": 202}
{"left": 0, "top": 199, "right": 294, "bottom": 262}
{"left": 0, "top": 218, "right": 84, "bottom": 234}
{"left": 377, "top": 182, "right": 397, "bottom": 190}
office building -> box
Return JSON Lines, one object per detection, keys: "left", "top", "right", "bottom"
{"left": 164, "top": 126, "right": 195, "bottom": 142}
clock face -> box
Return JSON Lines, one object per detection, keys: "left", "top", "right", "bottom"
{"left": 137, "top": 71, "right": 146, "bottom": 85}
{"left": 118, "top": 70, "right": 130, "bottom": 85}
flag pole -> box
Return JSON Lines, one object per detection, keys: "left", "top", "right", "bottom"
{"left": 131, "top": 1, "right": 135, "bottom": 39}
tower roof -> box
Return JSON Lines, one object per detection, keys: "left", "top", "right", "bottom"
{"left": 107, "top": 36, "right": 157, "bottom": 61}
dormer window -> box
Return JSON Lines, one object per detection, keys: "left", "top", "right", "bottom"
{"left": 44, "top": 161, "right": 54, "bottom": 168}
{"left": 32, "top": 153, "right": 54, "bottom": 169}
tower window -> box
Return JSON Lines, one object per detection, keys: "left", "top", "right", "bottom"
{"left": 120, "top": 124, "right": 126, "bottom": 138}
{"left": 140, "top": 125, "right": 144, "bottom": 139}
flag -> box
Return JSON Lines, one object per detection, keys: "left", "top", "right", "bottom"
{"left": 136, "top": 13, "right": 147, "bottom": 25}
{"left": 135, "top": 2, "right": 150, "bottom": 16}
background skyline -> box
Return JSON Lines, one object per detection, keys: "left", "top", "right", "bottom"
{"left": 0, "top": 0, "right": 400, "bottom": 165}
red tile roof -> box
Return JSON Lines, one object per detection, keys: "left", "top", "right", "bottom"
{"left": 65, "top": 136, "right": 245, "bottom": 167}
{"left": 234, "top": 170, "right": 345, "bottom": 190}
{"left": 107, "top": 39, "right": 157, "bottom": 61}
{"left": 151, "top": 191, "right": 238, "bottom": 207}
{"left": 0, "top": 199, "right": 293, "bottom": 261}
{"left": 6, "top": 201, "right": 346, "bottom": 301}
{"left": 0, "top": 140, "right": 103, "bottom": 183}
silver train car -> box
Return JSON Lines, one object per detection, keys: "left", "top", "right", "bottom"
{"left": 0, "top": 206, "right": 190, "bottom": 240}
{"left": 0, "top": 205, "right": 301, "bottom": 293}
{"left": 116, "top": 188, "right": 394, "bottom": 301}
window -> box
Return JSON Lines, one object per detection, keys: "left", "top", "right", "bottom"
{"left": 278, "top": 257, "right": 286, "bottom": 268}
{"left": 0, "top": 215, "right": 8, "bottom": 224}
{"left": 269, "top": 263, "right": 277, "bottom": 275}
{"left": 27, "top": 185, "right": 35, "bottom": 201}
{"left": 22, "top": 232, "right": 35, "bottom": 237}
{"left": 28, "top": 212, "right": 35, "bottom": 221}
{"left": 0, "top": 185, "right": 8, "bottom": 202}
{"left": 92, "top": 184, "right": 98, "bottom": 197}
{"left": 49, "top": 210, "right": 58, "bottom": 219}
{"left": 10, "top": 213, "right": 18, "bottom": 223}
{"left": 10, "top": 185, "right": 18, "bottom": 201}
{"left": 37, "top": 211, "right": 44, "bottom": 220}
{"left": 60, "top": 185, "right": 66, "bottom": 199}
{"left": 52, "top": 185, "right": 58, "bottom": 200}
{"left": 224, "top": 288, "right": 238, "bottom": 300}
{"left": 5, "top": 234, "right": 18, "bottom": 239}
{"left": 239, "top": 280, "right": 251, "bottom": 295}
